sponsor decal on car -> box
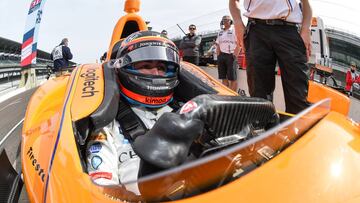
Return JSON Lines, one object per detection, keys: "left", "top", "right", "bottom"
{"left": 89, "top": 172, "right": 112, "bottom": 180}
{"left": 91, "top": 155, "right": 103, "bottom": 170}
{"left": 27, "top": 147, "right": 46, "bottom": 182}
{"left": 89, "top": 143, "right": 102, "bottom": 154}
{"left": 179, "top": 100, "right": 198, "bottom": 114}
{"left": 80, "top": 68, "right": 99, "bottom": 98}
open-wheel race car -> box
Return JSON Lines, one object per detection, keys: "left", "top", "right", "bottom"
{"left": 1, "top": 0, "right": 360, "bottom": 202}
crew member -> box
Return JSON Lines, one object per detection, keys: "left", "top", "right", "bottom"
{"left": 216, "top": 15, "right": 240, "bottom": 91}
{"left": 50, "top": 38, "right": 73, "bottom": 73}
{"left": 229, "top": 0, "right": 312, "bottom": 114}
{"left": 346, "top": 61, "right": 360, "bottom": 95}
{"left": 179, "top": 24, "right": 202, "bottom": 65}
{"left": 161, "top": 29, "right": 168, "bottom": 38}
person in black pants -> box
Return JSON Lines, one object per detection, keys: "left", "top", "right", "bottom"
{"left": 229, "top": 0, "right": 312, "bottom": 114}
{"left": 179, "top": 24, "right": 202, "bottom": 65}
{"left": 216, "top": 15, "right": 240, "bottom": 91}
{"left": 51, "top": 38, "right": 73, "bottom": 73}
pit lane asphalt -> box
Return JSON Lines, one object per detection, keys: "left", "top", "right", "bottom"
{"left": 0, "top": 88, "right": 36, "bottom": 165}
{"left": 0, "top": 88, "right": 36, "bottom": 203}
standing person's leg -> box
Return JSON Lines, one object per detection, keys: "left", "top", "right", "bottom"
{"left": 183, "top": 56, "right": 199, "bottom": 66}
{"left": 217, "top": 53, "right": 229, "bottom": 87}
{"left": 193, "top": 56, "right": 199, "bottom": 66}
{"left": 182, "top": 56, "right": 191, "bottom": 64}
{"left": 226, "top": 54, "right": 238, "bottom": 91}
{"left": 273, "top": 26, "right": 310, "bottom": 114}
{"left": 244, "top": 23, "right": 277, "bottom": 99}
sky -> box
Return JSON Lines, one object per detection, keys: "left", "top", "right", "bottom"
{"left": 0, "top": 0, "right": 359, "bottom": 63}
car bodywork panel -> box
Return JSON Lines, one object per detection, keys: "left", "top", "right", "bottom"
{"left": 20, "top": 0, "right": 360, "bottom": 202}
{"left": 173, "top": 111, "right": 360, "bottom": 203}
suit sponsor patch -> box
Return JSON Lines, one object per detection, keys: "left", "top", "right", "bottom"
{"left": 122, "top": 139, "right": 130, "bottom": 144}
{"left": 89, "top": 172, "right": 112, "bottom": 180}
{"left": 89, "top": 143, "right": 102, "bottom": 153}
{"left": 91, "top": 155, "right": 103, "bottom": 170}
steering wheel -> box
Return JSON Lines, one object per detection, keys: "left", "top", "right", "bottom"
{"left": 178, "top": 94, "right": 279, "bottom": 157}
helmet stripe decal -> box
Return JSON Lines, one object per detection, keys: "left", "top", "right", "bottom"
{"left": 120, "top": 84, "right": 173, "bottom": 106}
{"left": 123, "top": 36, "right": 176, "bottom": 47}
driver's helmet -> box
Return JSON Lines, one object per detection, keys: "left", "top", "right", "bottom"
{"left": 115, "top": 30, "right": 180, "bottom": 108}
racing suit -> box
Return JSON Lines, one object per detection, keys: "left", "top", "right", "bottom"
{"left": 86, "top": 105, "right": 173, "bottom": 194}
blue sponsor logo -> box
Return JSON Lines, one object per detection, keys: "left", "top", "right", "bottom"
{"left": 122, "top": 139, "right": 130, "bottom": 144}
{"left": 91, "top": 156, "right": 102, "bottom": 170}
{"left": 89, "top": 143, "right": 102, "bottom": 153}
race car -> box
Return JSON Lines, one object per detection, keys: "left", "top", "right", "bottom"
{"left": 1, "top": 0, "right": 360, "bottom": 202}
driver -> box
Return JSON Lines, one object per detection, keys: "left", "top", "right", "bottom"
{"left": 86, "top": 31, "right": 203, "bottom": 194}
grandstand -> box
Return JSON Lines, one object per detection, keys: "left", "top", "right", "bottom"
{"left": 327, "top": 28, "right": 360, "bottom": 84}
{"left": 0, "top": 36, "right": 53, "bottom": 91}
{"left": 0, "top": 36, "right": 52, "bottom": 68}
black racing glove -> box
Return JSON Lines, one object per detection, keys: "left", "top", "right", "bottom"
{"left": 133, "top": 112, "right": 204, "bottom": 169}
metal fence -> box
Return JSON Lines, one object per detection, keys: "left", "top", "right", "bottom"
{"left": 0, "top": 65, "right": 51, "bottom": 92}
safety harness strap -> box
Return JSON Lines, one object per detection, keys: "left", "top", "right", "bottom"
{"left": 116, "top": 99, "right": 147, "bottom": 141}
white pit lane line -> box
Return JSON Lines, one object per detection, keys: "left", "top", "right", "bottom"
{"left": 0, "top": 98, "right": 23, "bottom": 113}
{"left": 0, "top": 118, "right": 24, "bottom": 147}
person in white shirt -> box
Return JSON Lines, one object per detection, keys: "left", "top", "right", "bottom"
{"left": 216, "top": 15, "right": 240, "bottom": 91}
{"left": 206, "top": 40, "right": 218, "bottom": 65}
{"left": 229, "top": 0, "right": 312, "bottom": 114}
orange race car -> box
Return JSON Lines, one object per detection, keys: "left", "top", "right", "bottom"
{"left": 1, "top": 0, "right": 360, "bottom": 202}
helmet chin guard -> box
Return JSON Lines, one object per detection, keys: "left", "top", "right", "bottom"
{"left": 118, "top": 68, "right": 179, "bottom": 107}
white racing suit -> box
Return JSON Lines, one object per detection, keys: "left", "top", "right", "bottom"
{"left": 86, "top": 105, "right": 173, "bottom": 194}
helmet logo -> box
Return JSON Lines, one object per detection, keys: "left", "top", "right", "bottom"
{"left": 145, "top": 97, "right": 167, "bottom": 105}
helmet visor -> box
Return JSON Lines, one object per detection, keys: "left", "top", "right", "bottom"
{"left": 124, "top": 60, "right": 178, "bottom": 77}
{"left": 119, "top": 45, "right": 180, "bottom": 68}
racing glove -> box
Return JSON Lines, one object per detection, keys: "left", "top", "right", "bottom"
{"left": 133, "top": 112, "right": 204, "bottom": 169}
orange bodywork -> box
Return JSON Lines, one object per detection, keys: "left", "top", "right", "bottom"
{"left": 308, "top": 80, "right": 350, "bottom": 115}
{"left": 71, "top": 64, "right": 104, "bottom": 121}
{"left": 21, "top": 1, "right": 360, "bottom": 202}
{"left": 106, "top": 0, "right": 147, "bottom": 61}
{"left": 21, "top": 64, "right": 360, "bottom": 203}
{"left": 174, "top": 111, "right": 360, "bottom": 203}
{"left": 315, "top": 64, "right": 333, "bottom": 74}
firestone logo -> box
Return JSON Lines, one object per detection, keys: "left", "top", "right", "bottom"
{"left": 27, "top": 147, "right": 46, "bottom": 182}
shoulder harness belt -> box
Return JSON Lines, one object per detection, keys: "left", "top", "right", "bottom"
{"left": 116, "top": 99, "right": 147, "bottom": 141}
